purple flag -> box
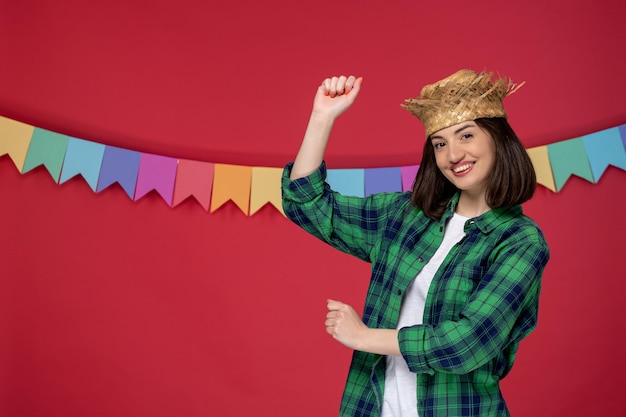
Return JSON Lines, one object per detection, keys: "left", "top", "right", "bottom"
{"left": 364, "top": 167, "right": 403, "bottom": 197}
{"left": 97, "top": 146, "right": 141, "bottom": 198}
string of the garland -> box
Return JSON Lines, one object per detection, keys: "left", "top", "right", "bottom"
{"left": 0, "top": 115, "right": 625, "bottom": 216}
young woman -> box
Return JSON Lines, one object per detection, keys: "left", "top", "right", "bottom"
{"left": 281, "top": 70, "right": 549, "bottom": 417}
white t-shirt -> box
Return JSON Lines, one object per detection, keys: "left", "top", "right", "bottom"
{"left": 381, "top": 213, "right": 468, "bottom": 417}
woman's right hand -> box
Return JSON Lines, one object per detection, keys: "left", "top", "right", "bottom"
{"left": 288, "top": 75, "right": 363, "bottom": 180}
{"left": 312, "top": 75, "right": 363, "bottom": 120}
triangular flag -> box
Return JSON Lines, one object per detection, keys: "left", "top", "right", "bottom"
{"left": 96, "top": 146, "right": 141, "bottom": 199}
{"left": 134, "top": 154, "right": 178, "bottom": 206}
{"left": 526, "top": 146, "right": 556, "bottom": 192}
{"left": 22, "top": 128, "right": 69, "bottom": 182}
{"left": 400, "top": 165, "right": 419, "bottom": 192}
{"left": 173, "top": 159, "right": 214, "bottom": 210}
{"left": 582, "top": 127, "right": 626, "bottom": 181}
{"left": 364, "top": 167, "right": 402, "bottom": 196}
{"left": 619, "top": 124, "right": 626, "bottom": 150}
{"left": 547, "top": 137, "right": 594, "bottom": 191}
{"left": 250, "top": 167, "right": 284, "bottom": 216}
{"left": 327, "top": 169, "right": 365, "bottom": 197}
{"left": 0, "top": 115, "right": 34, "bottom": 172}
{"left": 210, "top": 164, "right": 251, "bottom": 214}
{"left": 59, "top": 138, "right": 106, "bottom": 191}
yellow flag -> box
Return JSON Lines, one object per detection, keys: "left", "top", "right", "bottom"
{"left": 250, "top": 167, "right": 284, "bottom": 216}
{"left": 527, "top": 146, "right": 556, "bottom": 192}
{"left": 0, "top": 116, "right": 34, "bottom": 172}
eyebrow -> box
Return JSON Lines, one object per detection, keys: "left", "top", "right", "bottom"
{"left": 430, "top": 124, "right": 475, "bottom": 141}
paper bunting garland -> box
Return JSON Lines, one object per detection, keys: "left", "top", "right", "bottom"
{"left": 0, "top": 114, "right": 625, "bottom": 216}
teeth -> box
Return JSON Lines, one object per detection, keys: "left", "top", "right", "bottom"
{"left": 453, "top": 163, "right": 472, "bottom": 173}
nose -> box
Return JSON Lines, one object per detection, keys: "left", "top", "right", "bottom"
{"left": 447, "top": 141, "right": 464, "bottom": 164}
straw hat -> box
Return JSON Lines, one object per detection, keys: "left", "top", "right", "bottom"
{"left": 402, "top": 69, "right": 524, "bottom": 137}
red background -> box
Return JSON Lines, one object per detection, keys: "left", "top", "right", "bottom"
{"left": 1, "top": 1, "right": 625, "bottom": 416}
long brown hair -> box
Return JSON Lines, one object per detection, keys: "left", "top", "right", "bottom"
{"left": 410, "top": 118, "right": 536, "bottom": 220}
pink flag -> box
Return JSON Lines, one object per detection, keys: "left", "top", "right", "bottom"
{"left": 173, "top": 159, "right": 215, "bottom": 210}
{"left": 134, "top": 153, "right": 178, "bottom": 206}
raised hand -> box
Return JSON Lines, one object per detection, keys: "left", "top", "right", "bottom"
{"left": 289, "top": 74, "right": 363, "bottom": 180}
{"left": 312, "top": 75, "right": 363, "bottom": 121}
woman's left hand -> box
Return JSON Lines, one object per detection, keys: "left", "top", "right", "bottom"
{"left": 325, "top": 299, "right": 368, "bottom": 350}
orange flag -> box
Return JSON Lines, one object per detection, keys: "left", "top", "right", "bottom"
{"left": 210, "top": 164, "right": 251, "bottom": 214}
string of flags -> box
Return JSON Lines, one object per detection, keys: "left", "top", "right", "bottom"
{"left": 1, "top": 115, "right": 625, "bottom": 216}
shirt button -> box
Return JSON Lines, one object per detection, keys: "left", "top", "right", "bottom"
{"left": 418, "top": 257, "right": 424, "bottom": 262}
{"left": 397, "top": 289, "right": 402, "bottom": 296}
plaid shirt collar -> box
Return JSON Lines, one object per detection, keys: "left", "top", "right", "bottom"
{"left": 444, "top": 192, "right": 523, "bottom": 235}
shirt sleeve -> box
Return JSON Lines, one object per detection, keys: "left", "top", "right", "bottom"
{"left": 397, "top": 233, "right": 549, "bottom": 375}
{"left": 282, "top": 161, "right": 407, "bottom": 263}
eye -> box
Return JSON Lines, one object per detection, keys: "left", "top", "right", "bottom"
{"left": 433, "top": 141, "right": 445, "bottom": 150}
{"left": 460, "top": 132, "right": 473, "bottom": 141}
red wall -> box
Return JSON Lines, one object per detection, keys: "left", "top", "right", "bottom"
{"left": 1, "top": 1, "right": 625, "bottom": 416}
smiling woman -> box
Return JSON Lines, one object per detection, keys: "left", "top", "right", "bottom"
{"left": 407, "top": 71, "right": 537, "bottom": 221}
{"left": 429, "top": 121, "right": 498, "bottom": 215}
{"left": 419, "top": 117, "right": 537, "bottom": 219}
{"left": 282, "top": 69, "right": 550, "bottom": 417}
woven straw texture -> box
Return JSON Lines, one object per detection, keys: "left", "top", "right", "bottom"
{"left": 402, "top": 69, "right": 524, "bottom": 137}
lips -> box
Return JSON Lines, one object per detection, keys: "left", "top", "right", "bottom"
{"left": 451, "top": 161, "right": 474, "bottom": 176}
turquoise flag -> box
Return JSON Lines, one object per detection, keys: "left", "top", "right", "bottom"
{"left": 547, "top": 137, "right": 594, "bottom": 191}
{"left": 327, "top": 169, "right": 365, "bottom": 197}
{"left": 59, "top": 138, "right": 106, "bottom": 191}
{"left": 582, "top": 127, "right": 626, "bottom": 181}
{"left": 22, "top": 128, "right": 69, "bottom": 182}
{"left": 547, "top": 138, "right": 593, "bottom": 191}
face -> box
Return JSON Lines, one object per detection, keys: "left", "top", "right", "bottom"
{"left": 429, "top": 121, "right": 496, "bottom": 197}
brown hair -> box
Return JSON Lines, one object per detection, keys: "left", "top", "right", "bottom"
{"left": 410, "top": 118, "right": 536, "bottom": 220}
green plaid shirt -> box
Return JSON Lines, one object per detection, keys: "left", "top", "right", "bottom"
{"left": 282, "top": 162, "right": 549, "bottom": 417}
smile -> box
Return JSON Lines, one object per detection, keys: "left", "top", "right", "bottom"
{"left": 452, "top": 162, "right": 474, "bottom": 174}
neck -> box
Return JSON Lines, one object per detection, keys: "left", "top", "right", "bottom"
{"left": 455, "top": 191, "right": 491, "bottom": 218}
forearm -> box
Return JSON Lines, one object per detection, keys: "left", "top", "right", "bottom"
{"left": 290, "top": 75, "right": 362, "bottom": 179}
{"left": 290, "top": 111, "right": 335, "bottom": 180}
{"left": 356, "top": 328, "right": 401, "bottom": 356}
{"left": 327, "top": 300, "right": 401, "bottom": 356}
